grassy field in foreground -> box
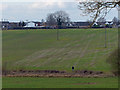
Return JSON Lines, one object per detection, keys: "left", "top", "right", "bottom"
{"left": 2, "top": 77, "right": 118, "bottom": 88}
{"left": 2, "top": 28, "right": 118, "bottom": 72}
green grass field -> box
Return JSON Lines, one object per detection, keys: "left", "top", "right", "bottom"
{"left": 2, "top": 28, "right": 118, "bottom": 88}
{"left": 3, "top": 28, "right": 118, "bottom": 72}
{"left": 2, "top": 77, "right": 118, "bottom": 88}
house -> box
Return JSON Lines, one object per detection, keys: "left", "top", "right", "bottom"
{"left": 68, "top": 22, "right": 92, "bottom": 28}
{"left": 9, "top": 22, "right": 20, "bottom": 29}
{"left": 0, "top": 21, "right": 21, "bottom": 30}
{"left": 25, "top": 21, "right": 46, "bottom": 28}
{"left": 0, "top": 21, "right": 9, "bottom": 30}
{"left": 25, "top": 21, "right": 36, "bottom": 27}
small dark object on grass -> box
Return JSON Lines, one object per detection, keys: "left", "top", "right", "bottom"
{"left": 72, "top": 66, "right": 74, "bottom": 71}
{"left": 89, "top": 71, "right": 93, "bottom": 74}
{"left": 84, "top": 70, "right": 88, "bottom": 74}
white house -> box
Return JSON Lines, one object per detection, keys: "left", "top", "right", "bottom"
{"left": 25, "top": 22, "right": 36, "bottom": 27}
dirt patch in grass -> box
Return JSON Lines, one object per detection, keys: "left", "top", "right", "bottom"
{"left": 2, "top": 70, "right": 114, "bottom": 77}
{"left": 73, "top": 82, "right": 97, "bottom": 85}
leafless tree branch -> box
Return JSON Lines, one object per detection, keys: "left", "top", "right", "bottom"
{"left": 78, "top": 0, "right": 120, "bottom": 27}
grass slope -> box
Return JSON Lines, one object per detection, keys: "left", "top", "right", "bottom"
{"left": 2, "top": 28, "right": 118, "bottom": 72}
{"left": 3, "top": 77, "right": 118, "bottom": 88}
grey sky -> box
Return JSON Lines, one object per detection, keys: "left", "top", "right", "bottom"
{"left": 1, "top": 1, "right": 119, "bottom": 22}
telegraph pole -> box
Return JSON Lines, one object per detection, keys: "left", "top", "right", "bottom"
{"left": 118, "top": 4, "right": 120, "bottom": 76}
{"left": 105, "top": 26, "right": 107, "bottom": 48}
{"left": 57, "top": 24, "right": 60, "bottom": 41}
{"left": 57, "top": 29, "right": 59, "bottom": 40}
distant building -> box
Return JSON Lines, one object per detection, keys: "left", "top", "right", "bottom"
{"left": 0, "top": 20, "right": 119, "bottom": 30}
{"left": 74, "top": 22, "right": 92, "bottom": 28}
{"left": 24, "top": 21, "right": 45, "bottom": 28}
{"left": 68, "top": 22, "right": 92, "bottom": 28}
{"left": 9, "top": 22, "right": 20, "bottom": 29}
{"left": 0, "top": 21, "right": 20, "bottom": 30}
{"left": 25, "top": 22, "right": 36, "bottom": 27}
{"left": 0, "top": 21, "right": 9, "bottom": 30}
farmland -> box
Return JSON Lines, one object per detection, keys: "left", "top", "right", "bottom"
{"left": 2, "top": 28, "right": 118, "bottom": 72}
{"left": 2, "top": 28, "right": 118, "bottom": 88}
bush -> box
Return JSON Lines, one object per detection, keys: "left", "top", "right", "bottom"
{"left": 106, "top": 49, "right": 120, "bottom": 76}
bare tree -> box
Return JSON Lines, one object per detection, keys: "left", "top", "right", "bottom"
{"left": 19, "top": 21, "right": 26, "bottom": 28}
{"left": 41, "top": 19, "right": 45, "bottom": 25}
{"left": 41, "top": 19, "right": 45, "bottom": 23}
{"left": 54, "top": 10, "right": 70, "bottom": 28}
{"left": 46, "top": 13, "right": 56, "bottom": 28}
{"left": 78, "top": 0, "right": 120, "bottom": 27}
{"left": 46, "top": 11, "right": 70, "bottom": 29}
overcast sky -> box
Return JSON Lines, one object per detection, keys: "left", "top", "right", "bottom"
{"left": 0, "top": 1, "right": 119, "bottom": 22}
